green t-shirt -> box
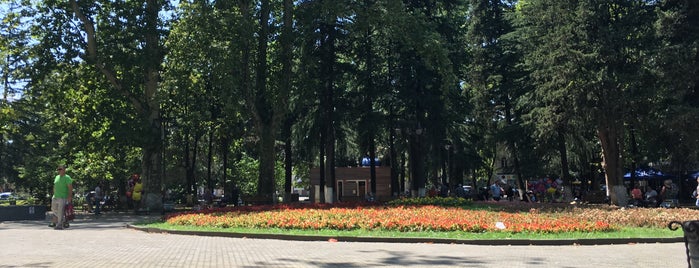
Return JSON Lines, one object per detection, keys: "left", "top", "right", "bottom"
{"left": 53, "top": 175, "right": 73, "bottom": 199}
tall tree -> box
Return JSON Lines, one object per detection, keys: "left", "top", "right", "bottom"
{"left": 280, "top": 0, "right": 295, "bottom": 201}
{"left": 386, "top": 0, "right": 460, "bottom": 196}
{"left": 234, "top": 0, "right": 292, "bottom": 199}
{"left": 654, "top": 0, "right": 699, "bottom": 175}
{"left": 465, "top": 0, "right": 528, "bottom": 192}
{"left": 52, "top": 0, "right": 171, "bottom": 210}
{"left": 0, "top": 1, "right": 32, "bottom": 188}
{"left": 515, "top": 0, "right": 656, "bottom": 205}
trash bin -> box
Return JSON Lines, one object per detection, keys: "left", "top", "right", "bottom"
{"left": 669, "top": 220, "right": 699, "bottom": 268}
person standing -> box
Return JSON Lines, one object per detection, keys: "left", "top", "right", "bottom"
{"left": 694, "top": 176, "right": 699, "bottom": 208}
{"left": 131, "top": 176, "right": 143, "bottom": 213}
{"left": 94, "top": 183, "right": 102, "bottom": 215}
{"left": 490, "top": 181, "right": 502, "bottom": 201}
{"left": 50, "top": 165, "right": 73, "bottom": 230}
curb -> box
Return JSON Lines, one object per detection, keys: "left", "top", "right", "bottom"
{"left": 126, "top": 224, "right": 685, "bottom": 246}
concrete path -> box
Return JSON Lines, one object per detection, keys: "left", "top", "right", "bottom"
{"left": 0, "top": 212, "right": 690, "bottom": 268}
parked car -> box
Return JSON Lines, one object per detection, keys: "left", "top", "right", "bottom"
{"left": 0, "top": 192, "right": 15, "bottom": 200}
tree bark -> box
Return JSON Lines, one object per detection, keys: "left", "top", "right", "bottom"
{"left": 281, "top": 0, "right": 294, "bottom": 202}
{"left": 253, "top": 0, "right": 275, "bottom": 200}
{"left": 557, "top": 128, "right": 570, "bottom": 184}
{"left": 410, "top": 132, "right": 426, "bottom": 197}
{"left": 319, "top": 130, "right": 326, "bottom": 203}
{"left": 207, "top": 128, "right": 214, "bottom": 192}
{"left": 597, "top": 120, "right": 626, "bottom": 206}
{"left": 370, "top": 138, "right": 377, "bottom": 197}
{"left": 389, "top": 127, "right": 399, "bottom": 196}
{"left": 257, "top": 124, "right": 276, "bottom": 198}
{"left": 221, "top": 136, "right": 231, "bottom": 200}
{"left": 283, "top": 116, "right": 293, "bottom": 202}
{"left": 319, "top": 14, "right": 337, "bottom": 203}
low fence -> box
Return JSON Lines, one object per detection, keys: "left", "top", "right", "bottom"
{"left": 0, "top": 205, "right": 48, "bottom": 221}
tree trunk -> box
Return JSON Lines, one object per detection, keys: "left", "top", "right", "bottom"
{"left": 207, "top": 128, "right": 214, "bottom": 192}
{"left": 452, "top": 145, "right": 466, "bottom": 187}
{"left": 557, "top": 128, "right": 571, "bottom": 184}
{"left": 410, "top": 133, "right": 426, "bottom": 197}
{"left": 389, "top": 127, "right": 399, "bottom": 196}
{"left": 629, "top": 125, "right": 638, "bottom": 188}
{"left": 281, "top": 0, "right": 294, "bottom": 202}
{"left": 324, "top": 120, "right": 335, "bottom": 203}
{"left": 185, "top": 130, "right": 201, "bottom": 195}
{"left": 257, "top": 124, "right": 276, "bottom": 198}
{"left": 283, "top": 117, "right": 293, "bottom": 202}
{"left": 221, "top": 136, "right": 231, "bottom": 200}
{"left": 370, "top": 138, "right": 377, "bottom": 197}
{"left": 319, "top": 15, "right": 337, "bottom": 203}
{"left": 319, "top": 130, "right": 326, "bottom": 203}
{"left": 253, "top": 0, "right": 275, "bottom": 201}
{"left": 399, "top": 151, "right": 406, "bottom": 194}
{"left": 597, "top": 121, "right": 626, "bottom": 206}
{"left": 139, "top": 0, "right": 164, "bottom": 211}
{"left": 140, "top": 109, "right": 164, "bottom": 211}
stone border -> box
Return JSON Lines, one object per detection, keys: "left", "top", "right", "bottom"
{"left": 127, "top": 224, "right": 684, "bottom": 246}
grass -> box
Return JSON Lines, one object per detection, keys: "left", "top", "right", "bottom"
{"left": 138, "top": 221, "right": 682, "bottom": 240}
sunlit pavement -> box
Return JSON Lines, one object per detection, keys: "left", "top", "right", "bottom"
{"left": 0, "top": 211, "right": 690, "bottom": 268}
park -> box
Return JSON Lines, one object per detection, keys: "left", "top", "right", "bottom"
{"left": 1, "top": 0, "right": 699, "bottom": 266}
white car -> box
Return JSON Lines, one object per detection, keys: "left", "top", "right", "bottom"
{"left": 0, "top": 192, "right": 15, "bottom": 200}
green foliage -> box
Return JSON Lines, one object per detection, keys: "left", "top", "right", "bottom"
{"left": 232, "top": 153, "right": 287, "bottom": 196}
{"left": 1, "top": 0, "right": 697, "bottom": 205}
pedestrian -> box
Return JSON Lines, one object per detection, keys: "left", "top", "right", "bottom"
{"left": 630, "top": 184, "right": 643, "bottom": 207}
{"left": 645, "top": 186, "right": 658, "bottom": 207}
{"left": 49, "top": 165, "right": 73, "bottom": 230}
{"left": 659, "top": 179, "right": 678, "bottom": 207}
{"left": 503, "top": 183, "right": 514, "bottom": 201}
{"left": 455, "top": 184, "right": 466, "bottom": 198}
{"left": 131, "top": 175, "right": 143, "bottom": 213}
{"left": 694, "top": 176, "right": 699, "bottom": 208}
{"left": 490, "top": 181, "right": 502, "bottom": 201}
{"left": 94, "top": 183, "right": 102, "bottom": 215}
{"left": 428, "top": 186, "right": 437, "bottom": 197}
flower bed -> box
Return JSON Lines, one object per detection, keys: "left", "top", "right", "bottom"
{"left": 165, "top": 197, "right": 699, "bottom": 234}
{"left": 163, "top": 197, "right": 699, "bottom": 234}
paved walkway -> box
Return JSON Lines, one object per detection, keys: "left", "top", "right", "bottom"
{"left": 0, "top": 212, "right": 691, "bottom": 267}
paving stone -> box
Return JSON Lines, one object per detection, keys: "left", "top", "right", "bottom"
{"left": 0, "top": 212, "right": 689, "bottom": 267}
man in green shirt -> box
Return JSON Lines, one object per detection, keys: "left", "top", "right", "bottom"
{"left": 50, "top": 165, "right": 73, "bottom": 230}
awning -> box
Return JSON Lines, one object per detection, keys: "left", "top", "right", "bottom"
{"left": 623, "top": 168, "right": 673, "bottom": 180}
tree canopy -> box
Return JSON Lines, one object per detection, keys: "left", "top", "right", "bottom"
{"left": 1, "top": 0, "right": 697, "bottom": 206}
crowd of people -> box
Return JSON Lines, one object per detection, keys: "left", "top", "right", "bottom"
{"left": 525, "top": 178, "right": 565, "bottom": 203}
{"left": 467, "top": 176, "right": 692, "bottom": 207}
{"left": 629, "top": 179, "right": 679, "bottom": 208}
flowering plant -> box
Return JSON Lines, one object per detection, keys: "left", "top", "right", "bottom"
{"left": 163, "top": 198, "right": 699, "bottom": 234}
